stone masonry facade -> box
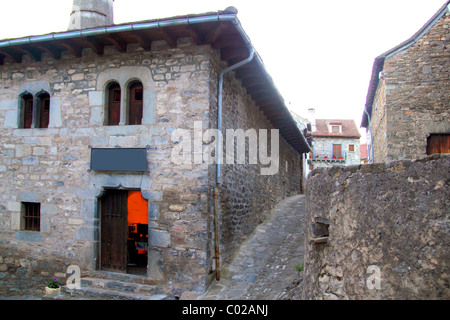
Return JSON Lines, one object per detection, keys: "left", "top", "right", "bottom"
{"left": 369, "top": 9, "right": 450, "bottom": 162}
{"left": 0, "top": 38, "right": 303, "bottom": 297}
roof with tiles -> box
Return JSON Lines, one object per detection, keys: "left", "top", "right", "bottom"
{"left": 313, "top": 119, "right": 361, "bottom": 139}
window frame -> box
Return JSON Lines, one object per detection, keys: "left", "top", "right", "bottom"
{"left": 19, "top": 90, "right": 51, "bottom": 129}
{"left": 21, "top": 202, "right": 41, "bottom": 232}
{"left": 331, "top": 125, "right": 341, "bottom": 134}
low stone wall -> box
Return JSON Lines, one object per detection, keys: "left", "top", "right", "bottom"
{"left": 302, "top": 154, "right": 449, "bottom": 299}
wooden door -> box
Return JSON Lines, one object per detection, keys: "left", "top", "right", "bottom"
{"left": 128, "top": 82, "right": 143, "bottom": 125}
{"left": 100, "top": 190, "right": 128, "bottom": 273}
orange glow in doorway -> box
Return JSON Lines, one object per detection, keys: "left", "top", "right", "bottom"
{"left": 127, "top": 191, "right": 148, "bottom": 226}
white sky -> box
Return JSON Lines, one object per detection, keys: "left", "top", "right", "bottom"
{"left": 0, "top": 0, "right": 447, "bottom": 142}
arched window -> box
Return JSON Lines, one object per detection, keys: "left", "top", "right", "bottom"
{"left": 107, "top": 82, "right": 121, "bottom": 126}
{"left": 36, "top": 91, "right": 50, "bottom": 129}
{"left": 128, "top": 81, "right": 143, "bottom": 125}
{"left": 21, "top": 92, "right": 34, "bottom": 129}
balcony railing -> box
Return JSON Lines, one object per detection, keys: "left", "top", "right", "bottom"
{"left": 308, "top": 151, "right": 347, "bottom": 163}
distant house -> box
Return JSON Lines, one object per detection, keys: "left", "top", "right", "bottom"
{"left": 307, "top": 110, "right": 361, "bottom": 171}
{"left": 361, "top": 1, "right": 450, "bottom": 163}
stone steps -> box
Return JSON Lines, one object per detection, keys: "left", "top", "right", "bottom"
{"left": 43, "top": 277, "right": 168, "bottom": 300}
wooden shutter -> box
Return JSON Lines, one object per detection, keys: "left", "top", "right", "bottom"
{"left": 39, "top": 94, "right": 50, "bottom": 128}
{"left": 128, "top": 82, "right": 143, "bottom": 125}
{"left": 427, "top": 134, "right": 450, "bottom": 155}
{"left": 108, "top": 83, "right": 121, "bottom": 125}
{"left": 332, "top": 144, "right": 342, "bottom": 158}
{"left": 23, "top": 95, "right": 33, "bottom": 129}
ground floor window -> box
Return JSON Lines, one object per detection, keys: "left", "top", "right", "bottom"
{"left": 22, "top": 202, "right": 40, "bottom": 231}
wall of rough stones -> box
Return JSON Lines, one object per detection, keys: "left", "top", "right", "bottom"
{"left": 208, "top": 49, "right": 303, "bottom": 268}
{"left": 372, "top": 10, "right": 450, "bottom": 162}
{"left": 303, "top": 154, "right": 449, "bottom": 300}
{"left": 369, "top": 80, "right": 387, "bottom": 163}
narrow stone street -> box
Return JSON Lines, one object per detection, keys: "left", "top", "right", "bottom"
{"left": 198, "top": 194, "right": 306, "bottom": 300}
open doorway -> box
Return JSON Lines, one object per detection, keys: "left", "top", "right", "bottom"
{"left": 99, "top": 189, "right": 148, "bottom": 275}
{"left": 126, "top": 190, "right": 148, "bottom": 275}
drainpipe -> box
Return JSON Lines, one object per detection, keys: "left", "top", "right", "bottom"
{"left": 216, "top": 47, "right": 255, "bottom": 184}
{"left": 214, "top": 17, "right": 255, "bottom": 280}
{"left": 364, "top": 108, "right": 375, "bottom": 163}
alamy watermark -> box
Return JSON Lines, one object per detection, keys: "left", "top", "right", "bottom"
{"left": 170, "top": 121, "right": 280, "bottom": 175}
{"left": 366, "top": 265, "right": 381, "bottom": 290}
{"left": 66, "top": 265, "right": 81, "bottom": 290}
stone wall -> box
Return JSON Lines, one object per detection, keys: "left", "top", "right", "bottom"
{"left": 369, "top": 79, "right": 387, "bottom": 163}
{"left": 208, "top": 49, "right": 303, "bottom": 268}
{"left": 373, "top": 10, "right": 450, "bottom": 162}
{"left": 303, "top": 154, "right": 449, "bottom": 299}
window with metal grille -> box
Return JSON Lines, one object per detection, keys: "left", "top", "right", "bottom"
{"left": 22, "top": 202, "right": 40, "bottom": 232}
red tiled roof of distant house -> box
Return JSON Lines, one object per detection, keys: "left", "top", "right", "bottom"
{"left": 313, "top": 119, "right": 361, "bottom": 139}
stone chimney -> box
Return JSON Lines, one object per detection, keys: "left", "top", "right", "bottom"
{"left": 68, "top": 0, "right": 114, "bottom": 30}
{"left": 307, "top": 108, "right": 316, "bottom": 132}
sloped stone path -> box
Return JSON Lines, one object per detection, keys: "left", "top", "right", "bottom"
{"left": 198, "top": 194, "right": 306, "bottom": 300}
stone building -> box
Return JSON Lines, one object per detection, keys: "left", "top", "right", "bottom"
{"left": 361, "top": 1, "right": 450, "bottom": 163}
{"left": 0, "top": 1, "right": 310, "bottom": 297}
{"left": 307, "top": 111, "right": 361, "bottom": 171}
